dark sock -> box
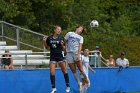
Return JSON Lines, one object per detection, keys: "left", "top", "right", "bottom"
{"left": 64, "top": 73, "right": 70, "bottom": 87}
{"left": 50, "top": 75, "right": 55, "bottom": 88}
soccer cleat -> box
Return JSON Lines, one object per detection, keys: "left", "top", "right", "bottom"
{"left": 66, "top": 87, "right": 70, "bottom": 92}
{"left": 82, "top": 85, "right": 88, "bottom": 93}
{"left": 51, "top": 88, "right": 57, "bottom": 93}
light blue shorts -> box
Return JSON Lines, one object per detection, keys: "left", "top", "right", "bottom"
{"left": 66, "top": 52, "right": 79, "bottom": 63}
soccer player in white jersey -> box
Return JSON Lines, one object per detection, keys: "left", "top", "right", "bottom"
{"left": 80, "top": 48, "right": 95, "bottom": 93}
{"left": 64, "top": 25, "right": 89, "bottom": 91}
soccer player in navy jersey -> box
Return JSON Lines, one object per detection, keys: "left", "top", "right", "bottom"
{"left": 43, "top": 25, "right": 70, "bottom": 93}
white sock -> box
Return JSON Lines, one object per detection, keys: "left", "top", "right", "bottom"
{"left": 74, "top": 73, "right": 81, "bottom": 84}
{"left": 83, "top": 85, "right": 88, "bottom": 93}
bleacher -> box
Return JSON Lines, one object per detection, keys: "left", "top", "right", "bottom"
{"left": 0, "top": 41, "right": 49, "bottom": 68}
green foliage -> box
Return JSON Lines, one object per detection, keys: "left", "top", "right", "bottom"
{"left": 0, "top": 0, "right": 140, "bottom": 65}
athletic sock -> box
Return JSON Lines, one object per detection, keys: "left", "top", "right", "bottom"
{"left": 50, "top": 75, "right": 55, "bottom": 88}
{"left": 64, "top": 73, "right": 70, "bottom": 87}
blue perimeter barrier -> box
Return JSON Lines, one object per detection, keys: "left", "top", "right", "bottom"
{"left": 0, "top": 67, "right": 140, "bottom": 93}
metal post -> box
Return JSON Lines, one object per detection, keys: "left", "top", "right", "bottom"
{"left": 89, "top": 55, "right": 94, "bottom": 67}
{"left": 16, "top": 28, "right": 20, "bottom": 49}
{"left": 25, "top": 53, "right": 28, "bottom": 68}
{"left": 43, "top": 46, "right": 47, "bottom": 56}
{"left": 98, "top": 55, "right": 101, "bottom": 67}
{"left": 1, "top": 22, "right": 4, "bottom": 41}
{"left": 95, "top": 56, "right": 96, "bottom": 67}
{"left": 20, "top": 65, "right": 23, "bottom": 69}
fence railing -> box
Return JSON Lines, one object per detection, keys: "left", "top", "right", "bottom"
{"left": 0, "top": 51, "right": 108, "bottom": 69}
{"left": 89, "top": 51, "right": 108, "bottom": 67}
{"left": 0, "top": 21, "right": 46, "bottom": 51}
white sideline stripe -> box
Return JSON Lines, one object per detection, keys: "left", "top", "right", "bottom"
{"left": 0, "top": 41, "right": 6, "bottom": 46}
{"left": 13, "top": 59, "right": 50, "bottom": 65}
{"left": 0, "top": 46, "right": 18, "bottom": 50}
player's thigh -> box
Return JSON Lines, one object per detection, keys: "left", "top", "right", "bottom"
{"left": 68, "top": 63, "right": 76, "bottom": 73}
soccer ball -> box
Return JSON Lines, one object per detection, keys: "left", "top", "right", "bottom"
{"left": 90, "top": 20, "right": 99, "bottom": 28}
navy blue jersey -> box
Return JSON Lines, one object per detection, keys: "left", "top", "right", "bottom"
{"left": 46, "top": 35, "right": 64, "bottom": 55}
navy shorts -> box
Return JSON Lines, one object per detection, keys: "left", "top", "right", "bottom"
{"left": 50, "top": 53, "right": 64, "bottom": 63}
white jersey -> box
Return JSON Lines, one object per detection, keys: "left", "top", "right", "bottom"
{"left": 65, "top": 32, "right": 83, "bottom": 54}
{"left": 81, "top": 55, "right": 89, "bottom": 77}
{"left": 116, "top": 58, "right": 129, "bottom": 67}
